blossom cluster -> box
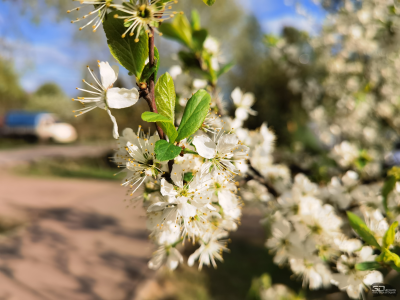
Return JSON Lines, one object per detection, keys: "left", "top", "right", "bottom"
{"left": 68, "top": 0, "right": 400, "bottom": 299}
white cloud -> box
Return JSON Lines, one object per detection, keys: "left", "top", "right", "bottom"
{"left": 262, "top": 14, "right": 321, "bottom": 35}
{"left": 0, "top": 37, "right": 88, "bottom": 92}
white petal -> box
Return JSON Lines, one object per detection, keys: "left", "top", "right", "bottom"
{"left": 179, "top": 201, "right": 197, "bottom": 218}
{"left": 171, "top": 164, "right": 184, "bottom": 188}
{"left": 235, "top": 107, "right": 249, "bottom": 120}
{"left": 188, "top": 247, "right": 202, "bottom": 267}
{"left": 241, "top": 93, "right": 255, "bottom": 107}
{"left": 99, "top": 61, "right": 118, "bottom": 89}
{"left": 167, "top": 248, "right": 183, "bottom": 270}
{"left": 193, "top": 135, "right": 216, "bottom": 159}
{"left": 231, "top": 87, "right": 242, "bottom": 105}
{"left": 147, "top": 202, "right": 168, "bottom": 212}
{"left": 206, "top": 203, "right": 216, "bottom": 211}
{"left": 107, "top": 109, "right": 119, "bottom": 139}
{"left": 106, "top": 88, "right": 139, "bottom": 109}
{"left": 160, "top": 178, "right": 178, "bottom": 197}
{"left": 217, "top": 134, "right": 239, "bottom": 154}
{"left": 363, "top": 271, "right": 383, "bottom": 286}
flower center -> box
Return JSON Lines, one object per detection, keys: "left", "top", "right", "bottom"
{"left": 139, "top": 5, "right": 152, "bottom": 19}
{"left": 179, "top": 189, "right": 189, "bottom": 197}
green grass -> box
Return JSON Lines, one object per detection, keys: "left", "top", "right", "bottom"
{"left": 15, "top": 156, "right": 123, "bottom": 181}
{"left": 0, "top": 138, "right": 33, "bottom": 150}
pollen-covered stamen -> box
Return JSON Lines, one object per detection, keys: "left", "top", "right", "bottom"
{"left": 72, "top": 105, "right": 98, "bottom": 117}
{"left": 112, "top": 0, "right": 181, "bottom": 41}
{"left": 69, "top": 1, "right": 112, "bottom": 32}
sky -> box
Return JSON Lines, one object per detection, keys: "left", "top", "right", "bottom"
{"left": 0, "top": 0, "right": 326, "bottom": 95}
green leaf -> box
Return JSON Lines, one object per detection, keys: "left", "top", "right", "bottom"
{"left": 178, "top": 51, "right": 202, "bottom": 69}
{"left": 347, "top": 211, "right": 381, "bottom": 249}
{"left": 377, "top": 248, "right": 400, "bottom": 267}
{"left": 355, "top": 261, "right": 381, "bottom": 271}
{"left": 159, "top": 14, "right": 192, "bottom": 48}
{"left": 382, "top": 176, "right": 397, "bottom": 212}
{"left": 160, "top": 123, "right": 178, "bottom": 143}
{"left": 176, "top": 89, "right": 211, "bottom": 142}
{"left": 140, "top": 47, "right": 160, "bottom": 82}
{"left": 264, "top": 34, "right": 280, "bottom": 47}
{"left": 216, "top": 61, "right": 234, "bottom": 77}
{"left": 155, "top": 72, "right": 177, "bottom": 142}
{"left": 154, "top": 46, "right": 160, "bottom": 80}
{"left": 192, "top": 29, "right": 208, "bottom": 51}
{"left": 183, "top": 172, "right": 194, "bottom": 183}
{"left": 140, "top": 62, "right": 157, "bottom": 82}
{"left": 383, "top": 221, "right": 399, "bottom": 249}
{"left": 388, "top": 166, "right": 400, "bottom": 179}
{"left": 191, "top": 10, "right": 201, "bottom": 30}
{"left": 203, "top": 0, "right": 216, "bottom": 6}
{"left": 154, "top": 140, "right": 182, "bottom": 161}
{"left": 141, "top": 112, "right": 173, "bottom": 123}
{"left": 103, "top": 12, "right": 148, "bottom": 80}
{"left": 155, "top": 73, "right": 176, "bottom": 122}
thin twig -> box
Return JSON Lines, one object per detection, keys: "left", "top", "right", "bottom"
{"left": 144, "top": 26, "right": 164, "bottom": 140}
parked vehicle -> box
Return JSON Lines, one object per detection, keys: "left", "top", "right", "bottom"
{"left": 0, "top": 111, "right": 77, "bottom": 143}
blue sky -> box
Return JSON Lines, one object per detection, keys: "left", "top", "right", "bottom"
{"left": 0, "top": 0, "right": 325, "bottom": 95}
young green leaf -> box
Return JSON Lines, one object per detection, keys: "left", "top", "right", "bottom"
{"left": 140, "top": 47, "right": 160, "bottom": 82}
{"left": 140, "top": 62, "right": 158, "bottom": 82}
{"left": 383, "top": 221, "right": 399, "bottom": 249}
{"left": 175, "top": 89, "right": 211, "bottom": 142}
{"left": 159, "top": 14, "right": 193, "bottom": 48}
{"left": 103, "top": 13, "right": 148, "bottom": 80}
{"left": 217, "top": 61, "right": 235, "bottom": 77}
{"left": 141, "top": 112, "right": 173, "bottom": 123}
{"left": 191, "top": 10, "right": 201, "bottom": 31}
{"left": 154, "top": 140, "right": 182, "bottom": 161}
{"left": 154, "top": 72, "right": 177, "bottom": 142}
{"left": 382, "top": 175, "right": 397, "bottom": 212}
{"left": 155, "top": 73, "right": 176, "bottom": 122}
{"left": 376, "top": 248, "right": 400, "bottom": 267}
{"left": 355, "top": 262, "right": 381, "bottom": 271}
{"left": 192, "top": 29, "right": 208, "bottom": 51}
{"left": 160, "top": 123, "right": 178, "bottom": 143}
{"left": 203, "top": 0, "right": 216, "bottom": 6}
{"left": 183, "top": 172, "right": 194, "bottom": 183}
{"left": 346, "top": 211, "right": 381, "bottom": 249}
{"left": 154, "top": 46, "right": 160, "bottom": 80}
{"left": 178, "top": 51, "right": 202, "bottom": 70}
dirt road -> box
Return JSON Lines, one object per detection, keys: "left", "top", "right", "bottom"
{"left": 0, "top": 171, "right": 154, "bottom": 300}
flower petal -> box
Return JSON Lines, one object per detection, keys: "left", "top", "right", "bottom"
{"left": 231, "top": 87, "right": 242, "bottom": 105}
{"left": 147, "top": 202, "right": 168, "bottom": 212}
{"left": 99, "top": 61, "right": 118, "bottom": 89}
{"left": 160, "top": 178, "right": 178, "bottom": 197}
{"left": 241, "top": 93, "right": 255, "bottom": 107}
{"left": 107, "top": 109, "right": 119, "bottom": 139}
{"left": 193, "top": 135, "right": 216, "bottom": 159}
{"left": 106, "top": 87, "right": 139, "bottom": 109}
{"left": 178, "top": 201, "right": 197, "bottom": 218}
{"left": 235, "top": 107, "right": 249, "bottom": 120}
{"left": 171, "top": 164, "right": 184, "bottom": 188}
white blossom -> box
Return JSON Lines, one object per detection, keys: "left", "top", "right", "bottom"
{"left": 72, "top": 62, "right": 139, "bottom": 138}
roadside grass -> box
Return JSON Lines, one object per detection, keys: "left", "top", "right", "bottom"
{"left": 15, "top": 155, "right": 123, "bottom": 181}
{"left": 0, "top": 138, "right": 32, "bottom": 150}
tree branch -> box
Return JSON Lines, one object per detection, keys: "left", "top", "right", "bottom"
{"left": 142, "top": 26, "right": 164, "bottom": 140}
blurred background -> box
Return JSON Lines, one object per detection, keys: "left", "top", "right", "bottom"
{"left": 1, "top": 0, "right": 391, "bottom": 300}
